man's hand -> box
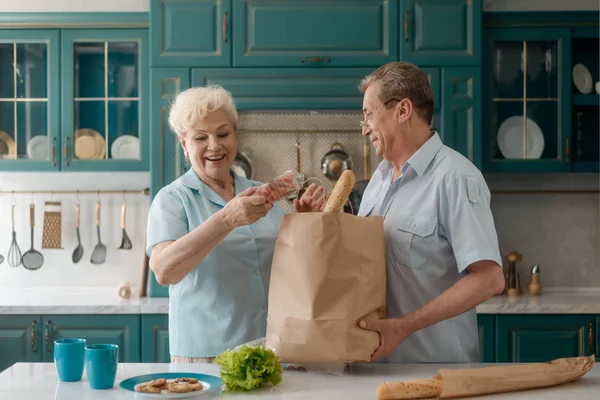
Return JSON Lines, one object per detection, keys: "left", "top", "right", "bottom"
{"left": 359, "top": 315, "right": 415, "bottom": 361}
{"left": 294, "top": 183, "right": 325, "bottom": 213}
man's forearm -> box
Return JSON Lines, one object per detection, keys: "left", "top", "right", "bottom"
{"left": 400, "top": 262, "right": 504, "bottom": 334}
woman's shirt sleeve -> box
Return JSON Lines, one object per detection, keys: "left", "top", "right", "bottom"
{"left": 146, "top": 188, "right": 189, "bottom": 256}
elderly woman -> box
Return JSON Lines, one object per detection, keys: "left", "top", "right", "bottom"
{"left": 146, "top": 85, "right": 323, "bottom": 363}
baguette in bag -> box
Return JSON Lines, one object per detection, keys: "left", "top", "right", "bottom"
{"left": 323, "top": 170, "right": 355, "bottom": 212}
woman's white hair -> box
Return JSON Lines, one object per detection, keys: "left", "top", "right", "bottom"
{"left": 168, "top": 85, "right": 239, "bottom": 136}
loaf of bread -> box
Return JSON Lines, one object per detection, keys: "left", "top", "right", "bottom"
{"left": 376, "top": 378, "right": 442, "bottom": 400}
{"left": 323, "top": 170, "right": 355, "bottom": 212}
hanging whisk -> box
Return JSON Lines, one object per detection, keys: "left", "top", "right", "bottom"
{"left": 8, "top": 203, "right": 22, "bottom": 267}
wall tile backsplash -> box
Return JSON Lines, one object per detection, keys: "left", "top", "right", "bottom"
{"left": 0, "top": 111, "right": 598, "bottom": 292}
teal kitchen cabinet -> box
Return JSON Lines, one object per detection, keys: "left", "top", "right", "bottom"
{"left": 0, "top": 30, "right": 61, "bottom": 172}
{"left": 496, "top": 315, "right": 596, "bottom": 363}
{"left": 400, "top": 0, "right": 481, "bottom": 66}
{"left": 232, "top": 0, "right": 398, "bottom": 67}
{"left": 477, "top": 314, "right": 495, "bottom": 363}
{"left": 141, "top": 315, "right": 170, "bottom": 363}
{"left": 0, "top": 316, "right": 41, "bottom": 373}
{"left": 0, "top": 27, "right": 149, "bottom": 173}
{"left": 40, "top": 315, "right": 141, "bottom": 362}
{"left": 191, "top": 68, "right": 376, "bottom": 110}
{"left": 482, "top": 28, "right": 572, "bottom": 172}
{"left": 442, "top": 67, "right": 482, "bottom": 168}
{"left": 60, "top": 29, "right": 149, "bottom": 172}
{"left": 150, "top": 0, "right": 231, "bottom": 68}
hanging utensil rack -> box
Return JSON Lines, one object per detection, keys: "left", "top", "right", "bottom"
{"left": 0, "top": 188, "right": 150, "bottom": 196}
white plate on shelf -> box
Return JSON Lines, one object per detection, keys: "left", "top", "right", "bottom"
{"left": 573, "top": 64, "right": 593, "bottom": 94}
{"left": 111, "top": 135, "right": 140, "bottom": 159}
{"left": 26, "top": 136, "right": 49, "bottom": 160}
{"left": 497, "top": 116, "right": 545, "bottom": 160}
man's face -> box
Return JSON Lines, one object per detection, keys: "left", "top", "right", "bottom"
{"left": 361, "top": 83, "right": 397, "bottom": 159}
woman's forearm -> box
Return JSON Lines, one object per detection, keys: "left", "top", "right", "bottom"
{"left": 150, "top": 210, "right": 233, "bottom": 285}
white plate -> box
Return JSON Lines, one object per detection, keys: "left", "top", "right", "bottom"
{"left": 573, "top": 64, "right": 593, "bottom": 94}
{"left": 497, "top": 116, "right": 545, "bottom": 159}
{"left": 26, "top": 136, "right": 49, "bottom": 160}
{"left": 120, "top": 372, "right": 221, "bottom": 399}
{"left": 111, "top": 135, "right": 140, "bottom": 159}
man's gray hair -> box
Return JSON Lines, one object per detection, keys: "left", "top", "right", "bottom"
{"left": 359, "top": 62, "right": 434, "bottom": 125}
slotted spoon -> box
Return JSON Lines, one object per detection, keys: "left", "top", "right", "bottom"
{"left": 118, "top": 200, "right": 132, "bottom": 250}
{"left": 22, "top": 203, "right": 44, "bottom": 270}
{"left": 90, "top": 199, "right": 106, "bottom": 264}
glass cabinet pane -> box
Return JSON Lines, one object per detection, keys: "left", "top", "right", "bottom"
{"left": 490, "top": 39, "right": 560, "bottom": 161}
{"left": 72, "top": 40, "right": 141, "bottom": 161}
{"left": 0, "top": 41, "right": 50, "bottom": 161}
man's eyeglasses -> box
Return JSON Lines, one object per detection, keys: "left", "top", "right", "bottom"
{"left": 359, "top": 98, "right": 401, "bottom": 129}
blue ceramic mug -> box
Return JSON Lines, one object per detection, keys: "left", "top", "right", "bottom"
{"left": 54, "top": 338, "right": 86, "bottom": 382}
{"left": 85, "top": 344, "right": 119, "bottom": 390}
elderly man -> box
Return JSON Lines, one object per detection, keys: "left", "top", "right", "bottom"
{"left": 357, "top": 62, "right": 505, "bottom": 363}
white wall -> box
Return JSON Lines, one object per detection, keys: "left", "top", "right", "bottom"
{"left": 0, "top": 172, "right": 150, "bottom": 291}
{"left": 0, "top": 0, "right": 149, "bottom": 12}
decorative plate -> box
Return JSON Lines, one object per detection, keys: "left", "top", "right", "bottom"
{"left": 74, "top": 128, "right": 106, "bottom": 159}
{"left": 573, "top": 64, "right": 593, "bottom": 94}
{"left": 0, "top": 130, "right": 15, "bottom": 159}
{"left": 111, "top": 135, "right": 140, "bottom": 159}
{"left": 26, "top": 135, "right": 49, "bottom": 160}
{"left": 119, "top": 372, "right": 222, "bottom": 399}
{"left": 497, "top": 116, "right": 544, "bottom": 160}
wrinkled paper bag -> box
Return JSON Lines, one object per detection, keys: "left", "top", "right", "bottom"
{"left": 266, "top": 212, "right": 386, "bottom": 364}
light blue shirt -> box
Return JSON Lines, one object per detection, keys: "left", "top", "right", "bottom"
{"left": 146, "top": 169, "right": 285, "bottom": 357}
{"left": 358, "top": 133, "right": 502, "bottom": 363}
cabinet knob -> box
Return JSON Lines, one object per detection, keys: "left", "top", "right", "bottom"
{"left": 31, "top": 320, "right": 37, "bottom": 353}
{"left": 45, "top": 320, "right": 52, "bottom": 352}
{"left": 300, "top": 57, "right": 331, "bottom": 63}
{"left": 64, "top": 137, "right": 70, "bottom": 166}
{"left": 404, "top": 11, "right": 409, "bottom": 42}
{"left": 565, "top": 137, "right": 570, "bottom": 166}
{"left": 222, "top": 11, "right": 228, "bottom": 43}
{"left": 51, "top": 137, "right": 56, "bottom": 167}
{"left": 588, "top": 320, "right": 593, "bottom": 354}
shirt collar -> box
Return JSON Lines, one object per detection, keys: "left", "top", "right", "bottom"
{"left": 180, "top": 168, "right": 250, "bottom": 206}
{"left": 374, "top": 131, "right": 443, "bottom": 177}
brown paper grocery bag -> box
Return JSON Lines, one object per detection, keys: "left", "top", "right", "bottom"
{"left": 266, "top": 212, "right": 386, "bottom": 364}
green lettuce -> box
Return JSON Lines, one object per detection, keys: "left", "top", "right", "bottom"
{"left": 215, "top": 345, "right": 283, "bottom": 391}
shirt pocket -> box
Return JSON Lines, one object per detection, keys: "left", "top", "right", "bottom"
{"left": 393, "top": 212, "right": 438, "bottom": 269}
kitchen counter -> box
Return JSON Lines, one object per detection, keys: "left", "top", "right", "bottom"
{"left": 1, "top": 289, "right": 600, "bottom": 315}
{"left": 1, "top": 361, "right": 598, "bottom": 399}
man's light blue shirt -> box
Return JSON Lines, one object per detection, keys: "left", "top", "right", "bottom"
{"left": 358, "top": 132, "right": 502, "bottom": 363}
{"left": 146, "top": 169, "right": 285, "bottom": 357}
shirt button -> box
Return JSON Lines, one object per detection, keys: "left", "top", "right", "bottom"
{"left": 262, "top": 305, "right": 267, "bottom": 311}
{"left": 249, "top": 236, "right": 254, "bottom": 241}
{"left": 409, "top": 222, "right": 416, "bottom": 228}
{"left": 255, "top": 269, "right": 260, "bottom": 275}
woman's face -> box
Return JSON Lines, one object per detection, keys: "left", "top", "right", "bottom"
{"left": 180, "top": 108, "right": 237, "bottom": 182}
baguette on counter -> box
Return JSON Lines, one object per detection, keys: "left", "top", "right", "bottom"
{"left": 375, "top": 355, "right": 595, "bottom": 399}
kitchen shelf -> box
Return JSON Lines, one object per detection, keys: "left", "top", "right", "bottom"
{"left": 573, "top": 94, "right": 600, "bottom": 106}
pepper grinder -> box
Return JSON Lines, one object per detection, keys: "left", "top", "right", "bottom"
{"left": 506, "top": 251, "right": 522, "bottom": 297}
{"left": 528, "top": 265, "right": 543, "bottom": 296}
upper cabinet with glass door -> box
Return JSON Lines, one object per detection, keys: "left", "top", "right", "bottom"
{"left": 61, "top": 29, "right": 149, "bottom": 172}
{"left": 0, "top": 30, "right": 60, "bottom": 172}
{"left": 483, "top": 28, "right": 571, "bottom": 172}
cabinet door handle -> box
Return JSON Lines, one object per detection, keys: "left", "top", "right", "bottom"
{"left": 301, "top": 57, "right": 331, "bottom": 63}
{"left": 565, "top": 137, "right": 570, "bottom": 166}
{"left": 31, "top": 320, "right": 38, "bottom": 353}
{"left": 45, "top": 320, "right": 52, "bottom": 352}
{"left": 404, "top": 11, "right": 409, "bottom": 42}
{"left": 588, "top": 320, "right": 593, "bottom": 354}
{"left": 64, "top": 137, "right": 70, "bottom": 166}
{"left": 223, "top": 11, "right": 228, "bottom": 42}
{"left": 51, "top": 137, "right": 56, "bottom": 167}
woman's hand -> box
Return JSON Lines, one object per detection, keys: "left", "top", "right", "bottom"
{"left": 221, "top": 187, "right": 273, "bottom": 228}
{"left": 294, "top": 183, "right": 325, "bottom": 213}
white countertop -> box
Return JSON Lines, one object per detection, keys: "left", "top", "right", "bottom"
{"left": 1, "top": 361, "right": 598, "bottom": 399}
{"left": 1, "top": 288, "right": 600, "bottom": 315}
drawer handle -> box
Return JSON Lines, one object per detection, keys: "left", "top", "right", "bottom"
{"left": 51, "top": 137, "right": 56, "bottom": 167}
{"left": 45, "top": 320, "right": 52, "bottom": 352}
{"left": 404, "top": 11, "right": 409, "bottom": 42}
{"left": 64, "top": 137, "right": 70, "bottom": 166}
{"left": 588, "top": 320, "right": 593, "bottom": 354}
{"left": 31, "top": 320, "right": 38, "bottom": 353}
{"left": 223, "top": 11, "right": 228, "bottom": 43}
{"left": 301, "top": 57, "right": 331, "bottom": 63}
